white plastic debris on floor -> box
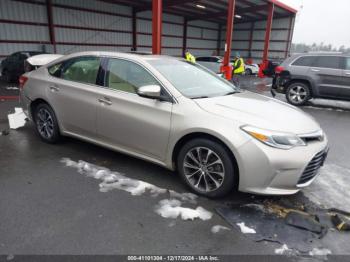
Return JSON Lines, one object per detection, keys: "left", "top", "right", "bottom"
{"left": 309, "top": 248, "right": 332, "bottom": 256}
{"left": 211, "top": 225, "right": 231, "bottom": 234}
{"left": 303, "top": 164, "right": 350, "bottom": 211}
{"left": 8, "top": 108, "right": 26, "bottom": 129}
{"left": 236, "top": 222, "right": 256, "bottom": 234}
{"left": 61, "top": 158, "right": 212, "bottom": 221}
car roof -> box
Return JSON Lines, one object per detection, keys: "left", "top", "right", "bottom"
{"left": 291, "top": 52, "right": 349, "bottom": 58}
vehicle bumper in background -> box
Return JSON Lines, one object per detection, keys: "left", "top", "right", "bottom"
{"left": 236, "top": 135, "right": 329, "bottom": 195}
{"left": 272, "top": 75, "right": 289, "bottom": 93}
{"left": 19, "top": 90, "right": 32, "bottom": 120}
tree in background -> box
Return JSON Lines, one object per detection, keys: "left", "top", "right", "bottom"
{"left": 291, "top": 43, "right": 350, "bottom": 53}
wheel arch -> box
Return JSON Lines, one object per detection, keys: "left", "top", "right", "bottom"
{"left": 171, "top": 132, "right": 240, "bottom": 189}
{"left": 286, "top": 78, "right": 315, "bottom": 96}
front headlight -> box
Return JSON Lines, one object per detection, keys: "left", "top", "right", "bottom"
{"left": 241, "top": 125, "right": 306, "bottom": 150}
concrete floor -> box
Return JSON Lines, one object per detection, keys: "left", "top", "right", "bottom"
{"left": 1, "top": 77, "right": 350, "bottom": 260}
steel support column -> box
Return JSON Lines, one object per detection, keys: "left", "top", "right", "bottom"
{"left": 262, "top": 2, "right": 274, "bottom": 61}
{"left": 222, "top": 0, "right": 236, "bottom": 80}
{"left": 152, "top": 0, "right": 162, "bottom": 55}
{"left": 46, "top": 0, "right": 56, "bottom": 53}
{"left": 182, "top": 18, "right": 188, "bottom": 57}
{"left": 132, "top": 8, "right": 137, "bottom": 51}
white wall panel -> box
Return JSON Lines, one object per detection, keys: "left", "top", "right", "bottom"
{"left": 0, "top": 24, "right": 49, "bottom": 41}
{"left": 0, "top": 0, "right": 47, "bottom": 23}
{"left": 187, "top": 39, "right": 216, "bottom": 49}
{"left": 53, "top": 8, "right": 132, "bottom": 31}
{"left": 53, "top": 0, "right": 131, "bottom": 16}
{"left": 188, "top": 20, "right": 218, "bottom": 30}
{"left": 162, "top": 37, "right": 182, "bottom": 47}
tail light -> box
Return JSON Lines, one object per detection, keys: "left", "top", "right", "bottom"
{"left": 19, "top": 75, "right": 29, "bottom": 89}
{"left": 275, "top": 66, "right": 285, "bottom": 74}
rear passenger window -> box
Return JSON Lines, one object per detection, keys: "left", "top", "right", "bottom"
{"left": 61, "top": 56, "right": 100, "bottom": 85}
{"left": 292, "top": 56, "right": 315, "bottom": 66}
{"left": 105, "top": 59, "right": 159, "bottom": 94}
{"left": 48, "top": 63, "right": 62, "bottom": 77}
{"left": 313, "top": 56, "right": 342, "bottom": 69}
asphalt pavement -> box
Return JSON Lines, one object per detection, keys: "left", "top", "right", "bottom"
{"left": 1, "top": 77, "right": 350, "bottom": 261}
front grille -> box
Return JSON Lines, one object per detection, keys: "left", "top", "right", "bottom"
{"left": 297, "top": 150, "right": 328, "bottom": 185}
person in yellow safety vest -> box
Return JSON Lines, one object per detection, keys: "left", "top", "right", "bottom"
{"left": 185, "top": 50, "right": 196, "bottom": 63}
{"left": 232, "top": 53, "right": 245, "bottom": 75}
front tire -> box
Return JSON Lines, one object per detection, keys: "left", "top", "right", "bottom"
{"left": 286, "top": 82, "right": 311, "bottom": 106}
{"left": 245, "top": 68, "right": 252, "bottom": 75}
{"left": 34, "top": 103, "right": 61, "bottom": 143}
{"left": 177, "top": 138, "right": 236, "bottom": 198}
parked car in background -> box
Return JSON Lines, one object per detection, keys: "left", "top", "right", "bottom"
{"left": 272, "top": 53, "right": 350, "bottom": 106}
{"left": 244, "top": 64, "right": 259, "bottom": 75}
{"left": 20, "top": 51, "right": 328, "bottom": 198}
{"left": 196, "top": 56, "right": 223, "bottom": 76}
{"left": 0, "top": 51, "right": 46, "bottom": 82}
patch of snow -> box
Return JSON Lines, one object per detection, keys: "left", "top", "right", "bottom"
{"left": 211, "top": 225, "right": 231, "bottom": 233}
{"left": 5, "top": 86, "right": 19, "bottom": 90}
{"left": 155, "top": 199, "right": 212, "bottom": 221}
{"left": 275, "top": 244, "right": 291, "bottom": 255}
{"left": 236, "top": 222, "right": 256, "bottom": 234}
{"left": 8, "top": 108, "right": 26, "bottom": 129}
{"left": 243, "top": 203, "right": 265, "bottom": 212}
{"left": 303, "top": 164, "right": 350, "bottom": 210}
{"left": 61, "top": 158, "right": 212, "bottom": 221}
{"left": 309, "top": 248, "right": 332, "bottom": 256}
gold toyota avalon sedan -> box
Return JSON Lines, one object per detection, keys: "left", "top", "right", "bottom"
{"left": 19, "top": 52, "right": 328, "bottom": 198}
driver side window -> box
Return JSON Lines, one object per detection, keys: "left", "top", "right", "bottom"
{"left": 105, "top": 58, "right": 159, "bottom": 94}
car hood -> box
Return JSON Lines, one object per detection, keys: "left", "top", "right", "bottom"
{"left": 194, "top": 91, "right": 321, "bottom": 134}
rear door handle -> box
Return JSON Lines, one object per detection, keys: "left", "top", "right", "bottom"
{"left": 49, "top": 86, "right": 60, "bottom": 92}
{"left": 98, "top": 97, "right": 112, "bottom": 106}
{"left": 311, "top": 68, "right": 320, "bottom": 72}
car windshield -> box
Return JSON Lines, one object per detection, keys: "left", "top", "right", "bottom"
{"left": 148, "top": 59, "right": 238, "bottom": 99}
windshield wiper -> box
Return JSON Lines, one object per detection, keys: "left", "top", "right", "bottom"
{"left": 224, "top": 91, "right": 240, "bottom": 96}
{"left": 191, "top": 96, "right": 209, "bottom": 99}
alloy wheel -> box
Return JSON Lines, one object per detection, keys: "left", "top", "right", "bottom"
{"left": 36, "top": 108, "right": 54, "bottom": 139}
{"left": 183, "top": 147, "right": 225, "bottom": 192}
{"left": 288, "top": 85, "right": 307, "bottom": 103}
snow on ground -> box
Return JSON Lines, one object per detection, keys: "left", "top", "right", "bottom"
{"left": 61, "top": 158, "right": 212, "bottom": 221}
{"left": 155, "top": 199, "right": 212, "bottom": 221}
{"left": 303, "top": 164, "right": 350, "bottom": 211}
{"left": 211, "top": 225, "right": 231, "bottom": 234}
{"left": 236, "top": 222, "right": 256, "bottom": 234}
{"left": 309, "top": 248, "right": 332, "bottom": 256}
{"left": 274, "top": 244, "right": 291, "bottom": 255}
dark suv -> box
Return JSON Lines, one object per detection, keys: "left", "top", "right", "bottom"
{"left": 272, "top": 53, "right": 350, "bottom": 106}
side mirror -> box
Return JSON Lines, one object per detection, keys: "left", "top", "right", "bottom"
{"left": 137, "top": 85, "right": 161, "bottom": 99}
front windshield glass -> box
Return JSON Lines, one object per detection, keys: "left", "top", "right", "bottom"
{"left": 147, "top": 59, "right": 238, "bottom": 99}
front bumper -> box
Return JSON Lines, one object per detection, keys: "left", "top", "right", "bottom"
{"left": 236, "top": 135, "right": 328, "bottom": 195}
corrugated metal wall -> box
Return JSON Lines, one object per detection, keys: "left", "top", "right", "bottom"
{"left": 0, "top": 0, "right": 294, "bottom": 63}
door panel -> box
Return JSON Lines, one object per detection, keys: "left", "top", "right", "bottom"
{"left": 46, "top": 56, "right": 101, "bottom": 138}
{"left": 96, "top": 58, "right": 172, "bottom": 160}
{"left": 96, "top": 89, "right": 172, "bottom": 160}
{"left": 310, "top": 56, "right": 344, "bottom": 98}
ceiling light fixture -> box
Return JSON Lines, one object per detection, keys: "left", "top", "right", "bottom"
{"left": 235, "top": 14, "right": 242, "bottom": 19}
{"left": 196, "top": 4, "right": 206, "bottom": 9}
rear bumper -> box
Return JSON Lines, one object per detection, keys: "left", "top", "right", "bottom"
{"left": 272, "top": 75, "right": 290, "bottom": 93}
{"left": 19, "top": 90, "right": 32, "bottom": 120}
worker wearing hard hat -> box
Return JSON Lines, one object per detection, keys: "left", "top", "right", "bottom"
{"left": 232, "top": 53, "right": 245, "bottom": 75}
{"left": 185, "top": 50, "right": 196, "bottom": 63}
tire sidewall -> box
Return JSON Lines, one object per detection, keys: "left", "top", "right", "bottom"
{"left": 245, "top": 68, "right": 252, "bottom": 75}
{"left": 286, "top": 82, "right": 311, "bottom": 106}
{"left": 177, "top": 138, "right": 236, "bottom": 198}
{"left": 34, "top": 103, "right": 60, "bottom": 143}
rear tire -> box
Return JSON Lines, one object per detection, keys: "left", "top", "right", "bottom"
{"left": 33, "top": 103, "right": 61, "bottom": 143}
{"left": 245, "top": 68, "right": 252, "bottom": 75}
{"left": 177, "top": 138, "right": 236, "bottom": 198}
{"left": 286, "top": 82, "right": 311, "bottom": 106}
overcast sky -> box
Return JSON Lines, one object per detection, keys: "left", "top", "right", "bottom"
{"left": 280, "top": 0, "right": 350, "bottom": 48}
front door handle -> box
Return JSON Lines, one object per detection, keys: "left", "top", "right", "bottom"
{"left": 98, "top": 97, "right": 112, "bottom": 106}
{"left": 311, "top": 68, "right": 320, "bottom": 72}
{"left": 49, "top": 86, "right": 60, "bottom": 92}
{"left": 345, "top": 72, "right": 350, "bottom": 76}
